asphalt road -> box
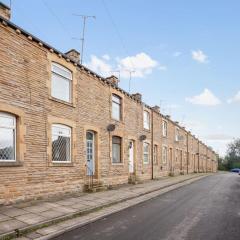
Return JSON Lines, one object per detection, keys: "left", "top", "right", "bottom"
{"left": 52, "top": 173, "right": 240, "bottom": 240}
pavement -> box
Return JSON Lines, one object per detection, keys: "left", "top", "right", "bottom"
{"left": 0, "top": 173, "right": 211, "bottom": 240}
{"left": 51, "top": 172, "right": 240, "bottom": 240}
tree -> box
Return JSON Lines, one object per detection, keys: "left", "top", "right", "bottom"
{"left": 225, "top": 138, "right": 240, "bottom": 169}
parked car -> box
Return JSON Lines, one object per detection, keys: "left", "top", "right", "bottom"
{"left": 230, "top": 168, "right": 240, "bottom": 173}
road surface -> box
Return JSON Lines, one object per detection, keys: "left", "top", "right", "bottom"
{"left": 52, "top": 173, "right": 240, "bottom": 240}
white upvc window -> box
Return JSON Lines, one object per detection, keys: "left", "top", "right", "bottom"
{"left": 143, "top": 142, "right": 150, "bottom": 164}
{"left": 162, "top": 146, "right": 168, "bottom": 163}
{"left": 112, "top": 94, "right": 121, "bottom": 121}
{"left": 0, "top": 112, "right": 16, "bottom": 161}
{"left": 52, "top": 124, "right": 71, "bottom": 163}
{"left": 175, "top": 127, "right": 180, "bottom": 142}
{"left": 143, "top": 110, "right": 150, "bottom": 130}
{"left": 112, "top": 136, "right": 122, "bottom": 163}
{"left": 51, "top": 63, "right": 72, "bottom": 102}
{"left": 162, "top": 120, "right": 167, "bottom": 137}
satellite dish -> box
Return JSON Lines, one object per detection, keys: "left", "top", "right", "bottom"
{"left": 107, "top": 124, "right": 116, "bottom": 132}
{"left": 139, "top": 135, "right": 147, "bottom": 141}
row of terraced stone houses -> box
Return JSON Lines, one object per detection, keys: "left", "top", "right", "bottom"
{"left": 0, "top": 3, "right": 218, "bottom": 205}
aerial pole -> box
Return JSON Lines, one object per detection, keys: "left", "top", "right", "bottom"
{"left": 126, "top": 70, "right": 135, "bottom": 93}
{"left": 73, "top": 14, "right": 96, "bottom": 64}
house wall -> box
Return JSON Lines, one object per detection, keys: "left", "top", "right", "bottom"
{"left": 0, "top": 18, "right": 218, "bottom": 205}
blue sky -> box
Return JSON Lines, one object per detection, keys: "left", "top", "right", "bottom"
{"left": 4, "top": 0, "right": 240, "bottom": 155}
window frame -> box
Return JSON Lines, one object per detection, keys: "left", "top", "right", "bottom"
{"left": 162, "top": 145, "right": 168, "bottom": 164}
{"left": 0, "top": 112, "right": 16, "bottom": 162}
{"left": 111, "top": 94, "right": 122, "bottom": 121}
{"left": 162, "top": 120, "right": 168, "bottom": 137}
{"left": 143, "top": 110, "right": 150, "bottom": 130}
{"left": 143, "top": 142, "right": 150, "bottom": 164}
{"left": 112, "top": 136, "right": 122, "bottom": 164}
{"left": 51, "top": 62, "right": 73, "bottom": 103}
{"left": 52, "top": 123, "right": 72, "bottom": 163}
{"left": 175, "top": 127, "right": 180, "bottom": 142}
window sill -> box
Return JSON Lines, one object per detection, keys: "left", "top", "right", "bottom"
{"left": 0, "top": 161, "right": 23, "bottom": 167}
{"left": 112, "top": 163, "right": 124, "bottom": 166}
{"left": 143, "top": 128, "right": 151, "bottom": 133}
{"left": 51, "top": 162, "right": 74, "bottom": 167}
{"left": 49, "top": 96, "right": 75, "bottom": 108}
{"left": 111, "top": 118, "right": 124, "bottom": 124}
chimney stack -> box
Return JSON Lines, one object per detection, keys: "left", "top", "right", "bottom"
{"left": 65, "top": 49, "right": 80, "bottom": 64}
{"left": 132, "top": 93, "right": 142, "bottom": 102}
{"left": 106, "top": 75, "right": 119, "bottom": 87}
{"left": 152, "top": 105, "right": 160, "bottom": 113}
{"left": 0, "top": 2, "right": 10, "bottom": 20}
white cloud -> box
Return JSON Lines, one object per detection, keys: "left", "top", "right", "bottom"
{"left": 102, "top": 54, "right": 110, "bottom": 61}
{"left": 86, "top": 55, "right": 112, "bottom": 77}
{"left": 227, "top": 91, "right": 240, "bottom": 103}
{"left": 186, "top": 89, "right": 221, "bottom": 106}
{"left": 192, "top": 50, "right": 208, "bottom": 63}
{"left": 86, "top": 52, "right": 161, "bottom": 79}
{"left": 118, "top": 52, "right": 158, "bottom": 78}
{"left": 173, "top": 51, "right": 182, "bottom": 57}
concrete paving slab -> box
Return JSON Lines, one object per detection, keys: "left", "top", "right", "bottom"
{"left": 15, "top": 213, "right": 47, "bottom": 225}
{"left": 2, "top": 207, "right": 29, "bottom": 217}
{"left": 70, "top": 202, "right": 92, "bottom": 210}
{"left": 23, "top": 204, "right": 52, "bottom": 214}
{"left": 0, "top": 214, "right": 11, "bottom": 222}
{"left": 53, "top": 206, "right": 76, "bottom": 214}
{"left": 39, "top": 210, "right": 65, "bottom": 219}
{"left": 0, "top": 219, "right": 27, "bottom": 233}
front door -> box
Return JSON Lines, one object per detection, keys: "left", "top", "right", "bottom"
{"left": 86, "top": 131, "right": 95, "bottom": 176}
{"left": 128, "top": 140, "right": 134, "bottom": 173}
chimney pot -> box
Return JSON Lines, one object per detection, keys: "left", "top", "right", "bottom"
{"left": 0, "top": 2, "right": 11, "bottom": 20}
{"left": 65, "top": 49, "right": 80, "bottom": 64}
{"left": 106, "top": 75, "right": 119, "bottom": 86}
{"left": 132, "top": 93, "right": 142, "bottom": 102}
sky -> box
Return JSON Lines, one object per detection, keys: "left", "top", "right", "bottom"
{"left": 3, "top": 0, "right": 240, "bottom": 156}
